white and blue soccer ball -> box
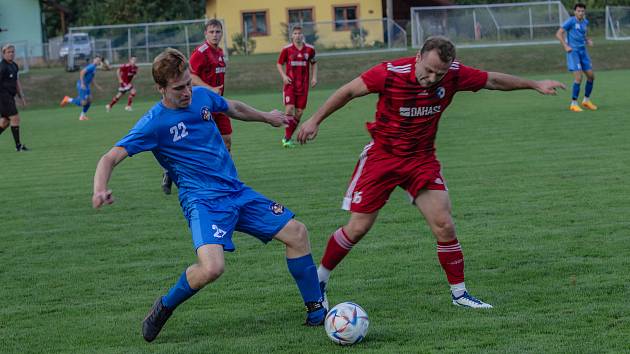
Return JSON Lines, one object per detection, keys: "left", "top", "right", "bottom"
{"left": 324, "top": 302, "right": 369, "bottom": 345}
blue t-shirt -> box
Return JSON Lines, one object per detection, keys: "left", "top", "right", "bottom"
{"left": 562, "top": 16, "right": 588, "bottom": 49}
{"left": 116, "top": 86, "right": 242, "bottom": 205}
{"left": 78, "top": 63, "right": 97, "bottom": 86}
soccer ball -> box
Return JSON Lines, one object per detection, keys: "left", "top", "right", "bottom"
{"left": 324, "top": 302, "right": 369, "bottom": 345}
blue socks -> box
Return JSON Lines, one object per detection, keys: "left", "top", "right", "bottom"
{"left": 287, "top": 254, "right": 322, "bottom": 304}
{"left": 161, "top": 271, "right": 198, "bottom": 310}
{"left": 82, "top": 102, "right": 91, "bottom": 113}
{"left": 585, "top": 80, "right": 594, "bottom": 98}
{"left": 572, "top": 82, "right": 580, "bottom": 101}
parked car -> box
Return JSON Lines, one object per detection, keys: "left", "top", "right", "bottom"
{"left": 59, "top": 33, "right": 92, "bottom": 70}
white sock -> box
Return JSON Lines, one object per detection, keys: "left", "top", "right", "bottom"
{"left": 583, "top": 97, "right": 590, "bottom": 103}
{"left": 450, "top": 282, "right": 466, "bottom": 298}
{"left": 317, "top": 266, "right": 331, "bottom": 284}
{"left": 571, "top": 100, "right": 578, "bottom": 106}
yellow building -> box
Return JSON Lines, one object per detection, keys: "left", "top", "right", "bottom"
{"left": 206, "top": 0, "right": 384, "bottom": 53}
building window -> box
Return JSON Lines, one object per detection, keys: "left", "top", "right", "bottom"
{"left": 243, "top": 11, "right": 268, "bottom": 36}
{"left": 288, "top": 8, "right": 314, "bottom": 25}
{"left": 334, "top": 6, "right": 358, "bottom": 31}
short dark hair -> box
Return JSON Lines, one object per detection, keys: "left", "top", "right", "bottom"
{"left": 292, "top": 25, "right": 303, "bottom": 32}
{"left": 152, "top": 48, "right": 188, "bottom": 88}
{"left": 205, "top": 19, "right": 223, "bottom": 30}
{"left": 420, "top": 36, "right": 456, "bottom": 64}
{"left": 574, "top": 3, "right": 586, "bottom": 10}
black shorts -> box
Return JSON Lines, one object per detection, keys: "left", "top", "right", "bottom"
{"left": 0, "top": 93, "right": 18, "bottom": 118}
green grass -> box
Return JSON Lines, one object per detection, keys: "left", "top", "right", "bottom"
{"left": 1, "top": 69, "right": 629, "bottom": 353}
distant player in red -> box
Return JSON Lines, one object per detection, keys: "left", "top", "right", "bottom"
{"left": 106, "top": 56, "right": 138, "bottom": 112}
{"left": 277, "top": 26, "right": 317, "bottom": 148}
{"left": 161, "top": 19, "right": 229, "bottom": 194}
{"left": 297, "top": 36, "right": 565, "bottom": 309}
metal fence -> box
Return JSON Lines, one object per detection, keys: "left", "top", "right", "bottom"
{"left": 65, "top": 19, "right": 228, "bottom": 70}
{"left": 411, "top": 1, "right": 570, "bottom": 48}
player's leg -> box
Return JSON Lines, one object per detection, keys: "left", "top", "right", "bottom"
{"left": 125, "top": 88, "right": 136, "bottom": 111}
{"left": 284, "top": 93, "right": 307, "bottom": 145}
{"left": 161, "top": 169, "right": 172, "bottom": 195}
{"left": 414, "top": 189, "right": 492, "bottom": 308}
{"left": 282, "top": 88, "right": 298, "bottom": 147}
{"left": 580, "top": 49, "right": 597, "bottom": 110}
{"left": 0, "top": 116, "right": 9, "bottom": 137}
{"left": 273, "top": 219, "right": 327, "bottom": 325}
{"left": 9, "top": 114, "right": 27, "bottom": 151}
{"left": 143, "top": 203, "right": 236, "bottom": 342}
{"left": 233, "top": 188, "right": 325, "bottom": 324}
{"left": 143, "top": 244, "right": 224, "bottom": 342}
{"left": 567, "top": 49, "right": 585, "bottom": 112}
{"left": 107, "top": 91, "right": 123, "bottom": 112}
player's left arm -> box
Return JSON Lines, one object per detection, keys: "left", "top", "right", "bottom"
{"left": 310, "top": 61, "right": 318, "bottom": 87}
{"left": 16, "top": 76, "right": 26, "bottom": 106}
{"left": 225, "top": 99, "right": 293, "bottom": 127}
{"left": 484, "top": 72, "right": 565, "bottom": 95}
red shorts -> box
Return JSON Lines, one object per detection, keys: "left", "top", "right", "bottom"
{"left": 283, "top": 85, "right": 308, "bottom": 109}
{"left": 213, "top": 112, "right": 232, "bottom": 135}
{"left": 342, "top": 142, "right": 447, "bottom": 213}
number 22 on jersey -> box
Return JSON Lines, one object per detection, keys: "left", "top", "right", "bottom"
{"left": 170, "top": 122, "right": 188, "bottom": 142}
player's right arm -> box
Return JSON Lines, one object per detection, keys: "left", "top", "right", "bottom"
{"left": 92, "top": 147, "right": 128, "bottom": 208}
{"left": 191, "top": 73, "right": 222, "bottom": 94}
{"left": 116, "top": 67, "right": 123, "bottom": 84}
{"left": 297, "top": 76, "right": 370, "bottom": 144}
{"left": 277, "top": 49, "right": 291, "bottom": 84}
{"left": 556, "top": 18, "right": 573, "bottom": 52}
{"left": 79, "top": 68, "right": 87, "bottom": 89}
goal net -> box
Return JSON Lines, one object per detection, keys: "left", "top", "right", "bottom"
{"left": 606, "top": 6, "right": 630, "bottom": 40}
{"left": 411, "top": 1, "right": 570, "bottom": 48}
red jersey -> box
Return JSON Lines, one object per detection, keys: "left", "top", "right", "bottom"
{"left": 277, "top": 43, "right": 316, "bottom": 95}
{"left": 360, "top": 57, "right": 488, "bottom": 157}
{"left": 190, "top": 42, "right": 226, "bottom": 95}
{"left": 119, "top": 63, "right": 138, "bottom": 85}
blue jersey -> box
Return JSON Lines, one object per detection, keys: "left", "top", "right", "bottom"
{"left": 116, "top": 86, "right": 243, "bottom": 205}
{"left": 78, "top": 63, "right": 97, "bottom": 86}
{"left": 562, "top": 16, "right": 588, "bottom": 49}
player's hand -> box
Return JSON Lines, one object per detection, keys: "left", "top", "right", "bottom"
{"left": 264, "top": 109, "right": 291, "bottom": 127}
{"left": 535, "top": 80, "right": 566, "bottom": 95}
{"left": 81, "top": 84, "right": 87, "bottom": 90}
{"left": 311, "top": 78, "right": 318, "bottom": 88}
{"left": 564, "top": 45, "right": 572, "bottom": 53}
{"left": 283, "top": 75, "right": 292, "bottom": 85}
{"left": 297, "top": 118, "right": 319, "bottom": 144}
{"left": 210, "top": 85, "right": 223, "bottom": 94}
{"left": 19, "top": 97, "right": 26, "bottom": 106}
{"left": 92, "top": 189, "right": 114, "bottom": 208}
{"left": 587, "top": 38, "right": 593, "bottom": 47}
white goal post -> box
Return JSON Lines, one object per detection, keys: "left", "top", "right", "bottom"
{"left": 411, "top": 1, "right": 570, "bottom": 48}
{"left": 606, "top": 6, "right": 630, "bottom": 40}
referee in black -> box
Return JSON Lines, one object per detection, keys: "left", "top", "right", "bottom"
{"left": 0, "top": 43, "right": 28, "bottom": 151}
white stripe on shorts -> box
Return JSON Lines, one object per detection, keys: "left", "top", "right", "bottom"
{"left": 342, "top": 142, "right": 374, "bottom": 210}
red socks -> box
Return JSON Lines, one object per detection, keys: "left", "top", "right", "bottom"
{"left": 320, "top": 227, "right": 356, "bottom": 271}
{"left": 437, "top": 239, "right": 465, "bottom": 284}
{"left": 284, "top": 116, "right": 298, "bottom": 140}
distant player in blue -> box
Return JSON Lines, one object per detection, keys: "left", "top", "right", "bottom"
{"left": 92, "top": 48, "right": 326, "bottom": 343}
{"left": 556, "top": 3, "right": 598, "bottom": 112}
{"left": 60, "top": 55, "right": 104, "bottom": 120}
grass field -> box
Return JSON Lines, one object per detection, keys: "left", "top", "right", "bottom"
{"left": 1, "top": 68, "right": 629, "bottom": 353}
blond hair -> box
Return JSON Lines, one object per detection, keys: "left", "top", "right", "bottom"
{"left": 152, "top": 48, "right": 188, "bottom": 88}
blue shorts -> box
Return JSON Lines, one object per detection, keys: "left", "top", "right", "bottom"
{"left": 76, "top": 81, "right": 91, "bottom": 102}
{"left": 183, "top": 187, "right": 295, "bottom": 252}
{"left": 566, "top": 47, "right": 592, "bottom": 72}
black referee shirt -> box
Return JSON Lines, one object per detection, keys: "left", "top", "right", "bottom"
{"left": 0, "top": 59, "right": 19, "bottom": 96}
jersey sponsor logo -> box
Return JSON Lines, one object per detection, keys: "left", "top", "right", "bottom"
{"left": 399, "top": 105, "right": 442, "bottom": 118}
{"left": 270, "top": 202, "right": 285, "bottom": 215}
{"left": 290, "top": 61, "right": 307, "bottom": 66}
{"left": 212, "top": 224, "right": 226, "bottom": 238}
{"left": 436, "top": 86, "right": 446, "bottom": 99}
{"left": 201, "top": 106, "right": 211, "bottom": 121}
{"left": 215, "top": 67, "right": 226, "bottom": 74}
